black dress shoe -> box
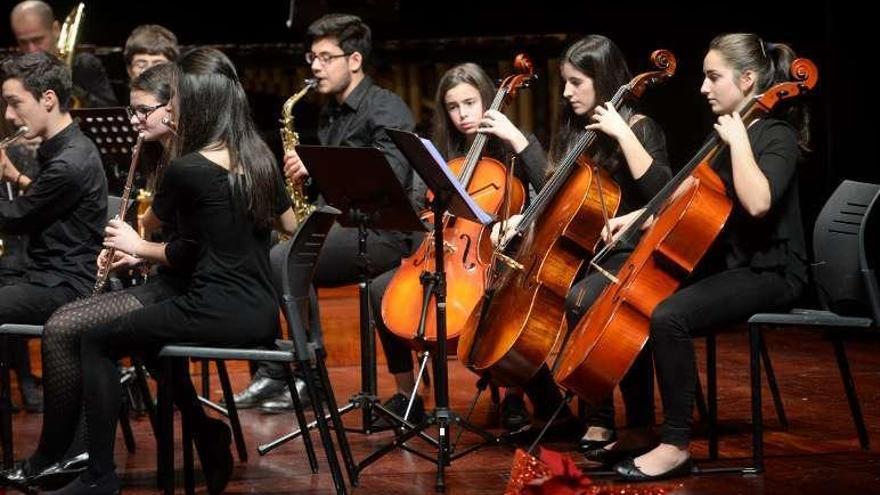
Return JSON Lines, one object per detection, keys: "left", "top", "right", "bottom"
{"left": 256, "top": 378, "right": 311, "bottom": 413}
{"left": 1, "top": 459, "right": 39, "bottom": 484}
{"left": 372, "top": 393, "right": 425, "bottom": 429}
{"left": 194, "top": 417, "right": 233, "bottom": 494}
{"left": 32, "top": 452, "right": 89, "bottom": 488}
{"left": 223, "top": 376, "right": 287, "bottom": 409}
{"left": 576, "top": 432, "right": 617, "bottom": 453}
{"left": 583, "top": 442, "right": 654, "bottom": 467}
{"left": 42, "top": 471, "right": 120, "bottom": 495}
{"left": 499, "top": 395, "right": 531, "bottom": 431}
{"left": 614, "top": 457, "right": 693, "bottom": 482}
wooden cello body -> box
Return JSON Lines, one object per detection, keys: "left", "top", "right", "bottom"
{"left": 458, "top": 50, "right": 677, "bottom": 386}
{"left": 554, "top": 58, "right": 820, "bottom": 402}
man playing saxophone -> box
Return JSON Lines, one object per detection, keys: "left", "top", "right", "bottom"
{"left": 230, "top": 13, "right": 427, "bottom": 420}
{"left": 0, "top": 52, "right": 107, "bottom": 413}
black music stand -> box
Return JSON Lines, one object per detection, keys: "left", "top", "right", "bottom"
{"left": 71, "top": 107, "right": 141, "bottom": 196}
{"left": 259, "top": 145, "right": 427, "bottom": 452}
{"left": 357, "top": 128, "right": 499, "bottom": 490}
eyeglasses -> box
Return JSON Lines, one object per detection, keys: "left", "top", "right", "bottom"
{"left": 305, "top": 51, "right": 350, "bottom": 65}
{"left": 125, "top": 102, "right": 166, "bottom": 121}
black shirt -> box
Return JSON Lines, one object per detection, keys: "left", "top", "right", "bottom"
{"left": 0, "top": 123, "right": 108, "bottom": 294}
{"left": 317, "top": 76, "right": 424, "bottom": 209}
{"left": 711, "top": 118, "right": 808, "bottom": 285}
{"left": 72, "top": 52, "right": 118, "bottom": 108}
{"left": 151, "top": 152, "right": 290, "bottom": 341}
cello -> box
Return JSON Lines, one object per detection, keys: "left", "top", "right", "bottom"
{"left": 457, "top": 50, "right": 676, "bottom": 386}
{"left": 381, "top": 55, "right": 535, "bottom": 348}
{"left": 554, "top": 58, "right": 819, "bottom": 402}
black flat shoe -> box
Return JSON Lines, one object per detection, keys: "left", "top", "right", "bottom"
{"left": 583, "top": 442, "right": 653, "bottom": 467}
{"left": 576, "top": 431, "right": 617, "bottom": 453}
{"left": 614, "top": 457, "right": 693, "bottom": 482}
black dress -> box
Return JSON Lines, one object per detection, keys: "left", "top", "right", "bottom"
{"left": 124, "top": 151, "right": 289, "bottom": 347}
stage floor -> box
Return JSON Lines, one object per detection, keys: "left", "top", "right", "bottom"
{"left": 6, "top": 328, "right": 879, "bottom": 494}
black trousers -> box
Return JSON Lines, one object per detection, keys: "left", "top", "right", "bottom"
{"left": 564, "top": 250, "right": 655, "bottom": 431}
{"left": 0, "top": 279, "right": 79, "bottom": 395}
{"left": 255, "top": 224, "right": 417, "bottom": 380}
{"left": 649, "top": 267, "right": 802, "bottom": 445}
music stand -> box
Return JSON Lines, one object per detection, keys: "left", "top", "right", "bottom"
{"left": 71, "top": 107, "right": 141, "bottom": 196}
{"left": 359, "top": 128, "right": 497, "bottom": 490}
{"left": 259, "top": 145, "right": 427, "bottom": 455}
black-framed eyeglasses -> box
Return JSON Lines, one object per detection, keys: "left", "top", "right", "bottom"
{"left": 125, "top": 102, "right": 166, "bottom": 121}
{"left": 305, "top": 51, "right": 350, "bottom": 65}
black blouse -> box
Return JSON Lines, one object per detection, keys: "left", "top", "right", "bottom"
{"left": 151, "top": 152, "right": 291, "bottom": 338}
{"left": 710, "top": 118, "right": 808, "bottom": 285}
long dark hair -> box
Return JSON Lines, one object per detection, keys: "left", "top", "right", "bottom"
{"left": 549, "top": 35, "right": 634, "bottom": 174}
{"left": 172, "top": 47, "right": 281, "bottom": 229}
{"left": 709, "top": 33, "right": 810, "bottom": 149}
{"left": 431, "top": 63, "right": 503, "bottom": 160}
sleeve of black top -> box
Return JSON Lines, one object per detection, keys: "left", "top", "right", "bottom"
{"left": 0, "top": 159, "right": 82, "bottom": 234}
{"left": 369, "top": 93, "right": 423, "bottom": 207}
{"left": 515, "top": 133, "right": 549, "bottom": 192}
{"left": 72, "top": 53, "right": 119, "bottom": 107}
{"left": 151, "top": 161, "right": 186, "bottom": 224}
{"left": 630, "top": 117, "right": 672, "bottom": 201}
{"left": 753, "top": 120, "right": 800, "bottom": 206}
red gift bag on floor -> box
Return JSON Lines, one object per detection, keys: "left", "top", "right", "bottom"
{"left": 505, "top": 447, "right": 593, "bottom": 495}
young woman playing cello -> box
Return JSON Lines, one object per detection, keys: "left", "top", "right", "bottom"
{"left": 613, "top": 33, "right": 810, "bottom": 481}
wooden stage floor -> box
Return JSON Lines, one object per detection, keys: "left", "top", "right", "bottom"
{"left": 5, "top": 324, "right": 880, "bottom": 494}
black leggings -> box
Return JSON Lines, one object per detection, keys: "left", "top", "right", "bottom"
{"left": 564, "top": 250, "right": 655, "bottom": 431}
{"left": 28, "top": 276, "right": 185, "bottom": 472}
{"left": 650, "top": 267, "right": 802, "bottom": 445}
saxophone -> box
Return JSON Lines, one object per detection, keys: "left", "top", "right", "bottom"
{"left": 280, "top": 78, "right": 317, "bottom": 223}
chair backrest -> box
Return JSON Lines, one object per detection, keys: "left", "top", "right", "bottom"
{"left": 858, "top": 186, "right": 880, "bottom": 323}
{"left": 812, "top": 180, "right": 880, "bottom": 317}
{"left": 279, "top": 206, "right": 340, "bottom": 355}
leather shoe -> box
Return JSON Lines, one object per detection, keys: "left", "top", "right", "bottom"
{"left": 583, "top": 442, "right": 653, "bottom": 467}
{"left": 32, "top": 452, "right": 89, "bottom": 488}
{"left": 257, "top": 378, "right": 311, "bottom": 413}
{"left": 577, "top": 431, "right": 617, "bottom": 453}
{"left": 1, "top": 459, "right": 39, "bottom": 484}
{"left": 223, "top": 376, "right": 287, "bottom": 409}
{"left": 42, "top": 471, "right": 120, "bottom": 495}
{"left": 614, "top": 457, "right": 692, "bottom": 482}
{"left": 499, "top": 395, "right": 530, "bottom": 431}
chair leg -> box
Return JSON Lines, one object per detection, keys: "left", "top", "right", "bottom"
{"left": 830, "top": 336, "right": 870, "bottom": 450}
{"left": 215, "top": 360, "right": 248, "bottom": 462}
{"left": 0, "top": 335, "right": 14, "bottom": 469}
{"left": 316, "top": 348, "right": 357, "bottom": 486}
{"left": 157, "top": 357, "right": 175, "bottom": 494}
{"left": 134, "top": 362, "right": 158, "bottom": 436}
{"left": 706, "top": 333, "right": 719, "bottom": 460}
{"left": 181, "top": 395, "right": 196, "bottom": 495}
{"left": 694, "top": 364, "right": 709, "bottom": 424}
{"left": 118, "top": 396, "right": 137, "bottom": 454}
{"left": 759, "top": 337, "right": 788, "bottom": 429}
{"left": 749, "top": 324, "right": 765, "bottom": 473}
{"left": 201, "top": 360, "right": 210, "bottom": 400}
{"left": 300, "top": 361, "right": 347, "bottom": 494}
{"left": 284, "top": 364, "right": 318, "bottom": 473}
